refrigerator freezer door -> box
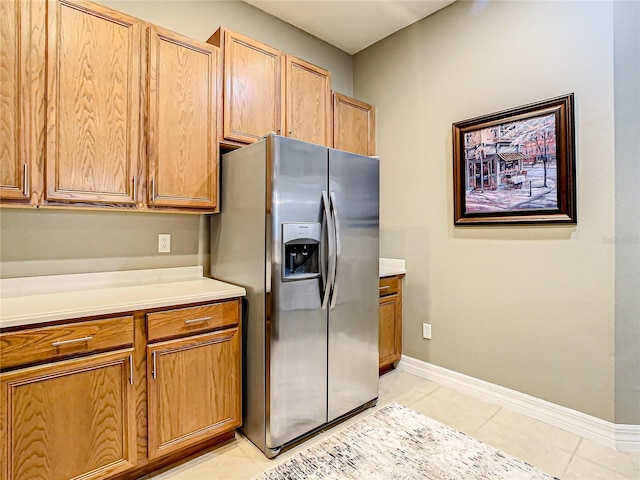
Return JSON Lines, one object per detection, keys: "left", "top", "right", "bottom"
{"left": 267, "top": 136, "right": 329, "bottom": 449}
{"left": 327, "top": 149, "right": 379, "bottom": 421}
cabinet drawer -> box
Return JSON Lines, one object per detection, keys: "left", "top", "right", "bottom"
{"left": 379, "top": 276, "right": 399, "bottom": 297}
{"left": 0, "top": 316, "right": 134, "bottom": 369}
{"left": 147, "top": 300, "right": 239, "bottom": 342}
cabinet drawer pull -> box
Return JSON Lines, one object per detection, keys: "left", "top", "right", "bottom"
{"left": 184, "top": 316, "right": 212, "bottom": 325}
{"left": 129, "top": 354, "right": 134, "bottom": 385}
{"left": 379, "top": 286, "right": 390, "bottom": 290}
{"left": 51, "top": 336, "right": 93, "bottom": 347}
{"left": 132, "top": 175, "right": 137, "bottom": 202}
{"left": 22, "top": 164, "right": 28, "bottom": 196}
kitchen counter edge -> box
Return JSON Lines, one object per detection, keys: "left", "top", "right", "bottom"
{"left": 0, "top": 267, "right": 246, "bottom": 329}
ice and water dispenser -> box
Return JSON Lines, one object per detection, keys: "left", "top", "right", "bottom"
{"left": 282, "top": 223, "right": 321, "bottom": 281}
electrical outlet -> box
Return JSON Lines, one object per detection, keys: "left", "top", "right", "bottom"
{"left": 422, "top": 323, "right": 432, "bottom": 340}
{"left": 158, "top": 234, "right": 171, "bottom": 253}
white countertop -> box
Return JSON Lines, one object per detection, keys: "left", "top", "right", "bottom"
{"left": 380, "top": 258, "right": 406, "bottom": 277}
{"left": 0, "top": 267, "right": 246, "bottom": 329}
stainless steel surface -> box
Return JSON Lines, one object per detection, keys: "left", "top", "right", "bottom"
{"left": 327, "top": 148, "right": 379, "bottom": 422}
{"left": 322, "top": 190, "right": 335, "bottom": 310}
{"left": 51, "top": 336, "right": 93, "bottom": 347}
{"left": 329, "top": 191, "right": 340, "bottom": 310}
{"left": 210, "top": 138, "right": 267, "bottom": 454}
{"left": 268, "top": 136, "right": 328, "bottom": 449}
{"left": 183, "top": 316, "right": 212, "bottom": 324}
{"left": 210, "top": 135, "right": 379, "bottom": 457}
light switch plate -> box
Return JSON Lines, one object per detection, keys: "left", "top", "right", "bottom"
{"left": 158, "top": 234, "right": 171, "bottom": 253}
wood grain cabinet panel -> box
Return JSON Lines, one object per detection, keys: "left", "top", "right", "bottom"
{"left": 146, "top": 327, "right": 241, "bottom": 460}
{"left": 45, "top": 0, "right": 142, "bottom": 205}
{"left": 209, "top": 29, "right": 283, "bottom": 145}
{"left": 147, "top": 301, "right": 239, "bottom": 342}
{"left": 333, "top": 92, "right": 376, "bottom": 156}
{"left": 0, "top": 349, "right": 136, "bottom": 480}
{"left": 0, "top": 0, "right": 45, "bottom": 203}
{"left": 285, "top": 55, "right": 332, "bottom": 147}
{"left": 0, "top": 315, "right": 134, "bottom": 369}
{"left": 148, "top": 26, "right": 220, "bottom": 211}
{"left": 378, "top": 275, "right": 403, "bottom": 373}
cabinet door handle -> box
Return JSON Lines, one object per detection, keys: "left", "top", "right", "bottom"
{"left": 129, "top": 354, "right": 134, "bottom": 385}
{"left": 51, "top": 336, "right": 93, "bottom": 347}
{"left": 150, "top": 177, "right": 156, "bottom": 202}
{"left": 132, "top": 175, "right": 137, "bottom": 202}
{"left": 152, "top": 350, "right": 157, "bottom": 380}
{"left": 22, "top": 164, "right": 28, "bottom": 196}
{"left": 184, "top": 316, "right": 212, "bottom": 325}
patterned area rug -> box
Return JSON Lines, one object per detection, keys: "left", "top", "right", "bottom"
{"left": 253, "top": 402, "right": 558, "bottom": 480}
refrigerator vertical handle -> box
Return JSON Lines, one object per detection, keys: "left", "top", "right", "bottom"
{"left": 329, "top": 192, "right": 341, "bottom": 310}
{"left": 321, "top": 191, "right": 335, "bottom": 310}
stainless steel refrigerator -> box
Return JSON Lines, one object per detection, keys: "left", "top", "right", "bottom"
{"left": 210, "top": 134, "right": 379, "bottom": 458}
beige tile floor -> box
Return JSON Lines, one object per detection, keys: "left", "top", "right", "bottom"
{"left": 149, "top": 369, "right": 640, "bottom": 480}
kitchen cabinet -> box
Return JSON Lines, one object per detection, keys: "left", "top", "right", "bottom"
{"left": 45, "top": 0, "right": 143, "bottom": 205}
{"left": 379, "top": 275, "right": 403, "bottom": 374}
{"left": 0, "top": 296, "right": 242, "bottom": 479}
{"left": 0, "top": 316, "right": 137, "bottom": 480}
{"left": 333, "top": 92, "right": 376, "bottom": 156}
{"left": 208, "top": 28, "right": 333, "bottom": 147}
{"left": 208, "top": 28, "right": 283, "bottom": 145}
{"left": 145, "top": 300, "right": 241, "bottom": 460}
{"left": 0, "top": 0, "right": 45, "bottom": 204}
{"left": 147, "top": 26, "right": 221, "bottom": 211}
{"left": 285, "top": 55, "right": 332, "bottom": 146}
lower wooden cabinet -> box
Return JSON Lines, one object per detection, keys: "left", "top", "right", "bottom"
{"left": 0, "top": 297, "right": 242, "bottom": 480}
{"left": 146, "top": 327, "right": 241, "bottom": 459}
{"left": 379, "top": 275, "right": 403, "bottom": 373}
{"left": 0, "top": 349, "right": 136, "bottom": 480}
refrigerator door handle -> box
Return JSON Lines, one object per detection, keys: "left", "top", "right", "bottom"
{"left": 321, "top": 191, "right": 335, "bottom": 310}
{"left": 329, "top": 192, "right": 341, "bottom": 310}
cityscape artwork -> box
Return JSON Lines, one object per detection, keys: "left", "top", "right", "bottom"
{"left": 452, "top": 94, "right": 577, "bottom": 226}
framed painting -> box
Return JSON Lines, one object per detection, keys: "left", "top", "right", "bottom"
{"left": 452, "top": 94, "right": 576, "bottom": 225}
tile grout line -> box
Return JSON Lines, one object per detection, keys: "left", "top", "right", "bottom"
{"left": 559, "top": 436, "right": 583, "bottom": 479}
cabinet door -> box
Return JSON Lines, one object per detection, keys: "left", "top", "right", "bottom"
{"left": 379, "top": 295, "right": 400, "bottom": 368}
{"left": 0, "top": 349, "right": 136, "bottom": 480}
{"left": 148, "top": 26, "right": 220, "bottom": 210}
{"left": 222, "top": 30, "right": 283, "bottom": 144}
{"left": 333, "top": 92, "right": 376, "bottom": 156}
{"left": 285, "top": 55, "right": 332, "bottom": 147}
{"left": 45, "top": 0, "right": 142, "bottom": 205}
{"left": 0, "top": 0, "right": 45, "bottom": 202}
{"left": 147, "top": 328, "right": 241, "bottom": 460}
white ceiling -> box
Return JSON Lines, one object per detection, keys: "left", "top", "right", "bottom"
{"left": 243, "top": 0, "right": 456, "bottom": 55}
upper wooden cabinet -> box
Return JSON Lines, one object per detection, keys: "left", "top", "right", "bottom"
{"left": 333, "top": 92, "right": 376, "bottom": 156}
{"left": 147, "top": 26, "right": 221, "bottom": 211}
{"left": 208, "top": 28, "right": 283, "bottom": 145}
{"left": 45, "top": 0, "right": 143, "bottom": 205}
{"left": 0, "top": 0, "right": 45, "bottom": 204}
{"left": 208, "top": 28, "right": 333, "bottom": 147}
{"left": 285, "top": 55, "right": 332, "bottom": 146}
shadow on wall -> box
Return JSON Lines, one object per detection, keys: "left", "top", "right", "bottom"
{"left": 0, "top": 208, "right": 208, "bottom": 278}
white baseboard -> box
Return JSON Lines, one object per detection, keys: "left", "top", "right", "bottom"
{"left": 398, "top": 355, "right": 640, "bottom": 452}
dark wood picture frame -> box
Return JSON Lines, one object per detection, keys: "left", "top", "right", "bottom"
{"left": 452, "top": 93, "right": 576, "bottom": 226}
